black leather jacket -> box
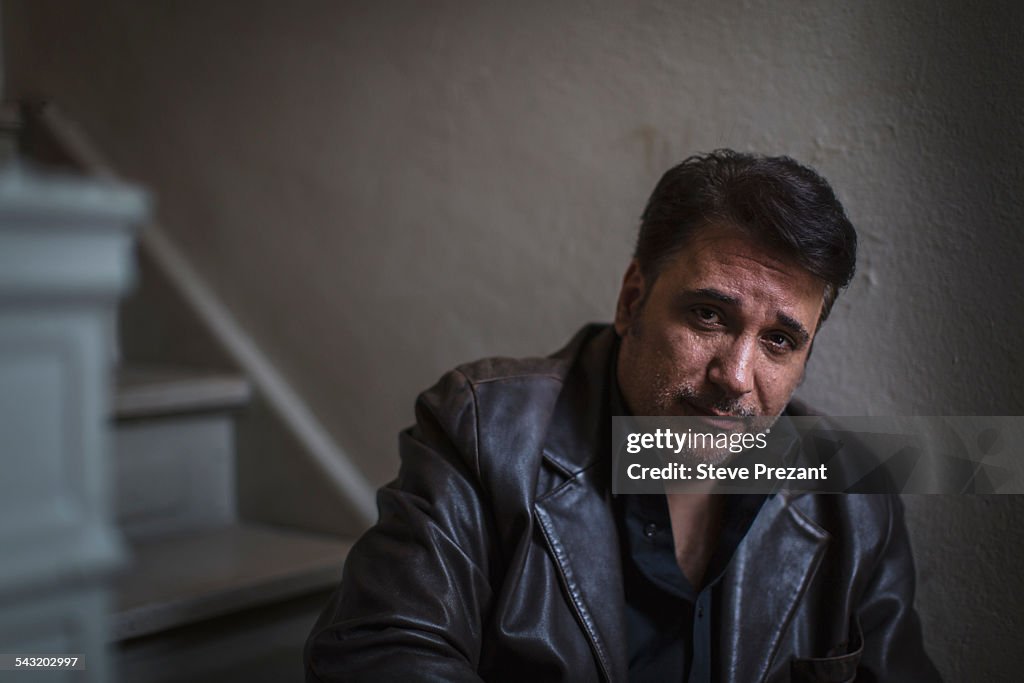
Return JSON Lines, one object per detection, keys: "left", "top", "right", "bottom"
{"left": 306, "top": 325, "right": 941, "bottom": 682}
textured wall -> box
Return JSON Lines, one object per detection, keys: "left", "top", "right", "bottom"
{"left": 4, "top": 1, "right": 1023, "bottom": 677}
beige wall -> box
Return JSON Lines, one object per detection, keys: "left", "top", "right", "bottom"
{"left": 5, "top": 1, "right": 1024, "bottom": 677}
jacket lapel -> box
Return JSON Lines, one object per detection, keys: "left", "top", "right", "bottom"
{"left": 535, "top": 472, "right": 627, "bottom": 683}
{"left": 533, "top": 325, "right": 628, "bottom": 682}
{"left": 718, "top": 493, "right": 831, "bottom": 683}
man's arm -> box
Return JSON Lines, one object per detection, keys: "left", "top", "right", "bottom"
{"left": 855, "top": 494, "right": 943, "bottom": 681}
{"left": 305, "top": 370, "right": 496, "bottom": 682}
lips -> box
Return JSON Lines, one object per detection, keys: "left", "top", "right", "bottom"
{"left": 681, "top": 400, "right": 746, "bottom": 430}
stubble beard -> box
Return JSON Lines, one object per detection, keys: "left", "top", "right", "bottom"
{"left": 627, "top": 320, "right": 775, "bottom": 467}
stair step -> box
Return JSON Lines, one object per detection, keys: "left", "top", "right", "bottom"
{"left": 114, "top": 365, "right": 251, "bottom": 420}
{"left": 113, "top": 365, "right": 249, "bottom": 539}
{"left": 114, "top": 523, "right": 352, "bottom": 641}
{"left": 114, "top": 411, "right": 238, "bottom": 538}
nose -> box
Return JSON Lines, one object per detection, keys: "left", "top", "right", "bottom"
{"left": 707, "top": 336, "right": 756, "bottom": 398}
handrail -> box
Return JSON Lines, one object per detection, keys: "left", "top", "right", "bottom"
{"left": 20, "top": 101, "right": 378, "bottom": 530}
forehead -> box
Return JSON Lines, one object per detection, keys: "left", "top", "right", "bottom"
{"left": 652, "top": 223, "right": 826, "bottom": 324}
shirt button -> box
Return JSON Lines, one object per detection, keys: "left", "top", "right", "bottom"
{"left": 643, "top": 523, "right": 657, "bottom": 538}
{"left": 697, "top": 605, "right": 704, "bottom": 619}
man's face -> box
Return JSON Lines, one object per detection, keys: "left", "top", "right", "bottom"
{"left": 615, "top": 222, "right": 826, "bottom": 424}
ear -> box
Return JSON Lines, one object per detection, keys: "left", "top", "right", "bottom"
{"left": 614, "top": 260, "right": 647, "bottom": 336}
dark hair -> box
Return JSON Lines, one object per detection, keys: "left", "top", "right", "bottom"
{"left": 635, "top": 149, "right": 857, "bottom": 326}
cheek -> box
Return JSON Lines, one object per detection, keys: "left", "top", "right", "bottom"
{"left": 756, "top": 363, "right": 805, "bottom": 410}
{"left": 656, "top": 327, "right": 714, "bottom": 378}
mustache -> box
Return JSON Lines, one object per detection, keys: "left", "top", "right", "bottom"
{"left": 676, "top": 387, "right": 757, "bottom": 417}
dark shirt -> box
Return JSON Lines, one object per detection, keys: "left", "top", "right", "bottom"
{"left": 616, "top": 492, "right": 766, "bottom": 683}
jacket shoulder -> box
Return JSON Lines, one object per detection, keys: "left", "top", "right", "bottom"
{"left": 453, "top": 353, "right": 571, "bottom": 388}
{"left": 413, "top": 325, "right": 614, "bottom": 494}
{"left": 419, "top": 355, "right": 569, "bottom": 484}
{"left": 450, "top": 322, "right": 611, "bottom": 388}
{"left": 416, "top": 350, "right": 573, "bottom": 449}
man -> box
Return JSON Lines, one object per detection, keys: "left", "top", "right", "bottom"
{"left": 305, "top": 150, "right": 941, "bottom": 682}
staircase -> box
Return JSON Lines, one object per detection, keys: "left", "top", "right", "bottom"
{"left": 109, "top": 366, "right": 348, "bottom": 626}
{"left": 10, "top": 103, "right": 363, "bottom": 681}
{"left": 112, "top": 365, "right": 351, "bottom": 681}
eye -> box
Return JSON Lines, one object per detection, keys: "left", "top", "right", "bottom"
{"left": 763, "top": 332, "right": 795, "bottom": 353}
{"left": 690, "top": 306, "right": 722, "bottom": 326}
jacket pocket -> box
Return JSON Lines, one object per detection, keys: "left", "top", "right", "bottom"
{"left": 790, "top": 650, "right": 861, "bottom": 682}
{"left": 790, "top": 618, "right": 864, "bottom": 682}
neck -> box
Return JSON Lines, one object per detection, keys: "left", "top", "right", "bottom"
{"left": 664, "top": 492, "right": 724, "bottom": 589}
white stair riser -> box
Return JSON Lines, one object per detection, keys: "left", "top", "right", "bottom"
{"left": 114, "top": 413, "right": 236, "bottom": 538}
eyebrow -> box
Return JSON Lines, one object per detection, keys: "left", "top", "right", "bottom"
{"left": 690, "top": 287, "right": 740, "bottom": 305}
{"left": 684, "top": 287, "right": 812, "bottom": 347}
{"left": 775, "top": 312, "right": 811, "bottom": 347}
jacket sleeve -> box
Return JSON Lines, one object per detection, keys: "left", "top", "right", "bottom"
{"left": 305, "top": 369, "right": 497, "bottom": 682}
{"left": 854, "top": 494, "right": 943, "bottom": 682}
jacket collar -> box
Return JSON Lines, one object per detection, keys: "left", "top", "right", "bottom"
{"left": 540, "top": 323, "right": 617, "bottom": 475}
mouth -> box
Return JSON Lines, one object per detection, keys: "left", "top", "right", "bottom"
{"left": 680, "top": 400, "right": 747, "bottom": 431}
